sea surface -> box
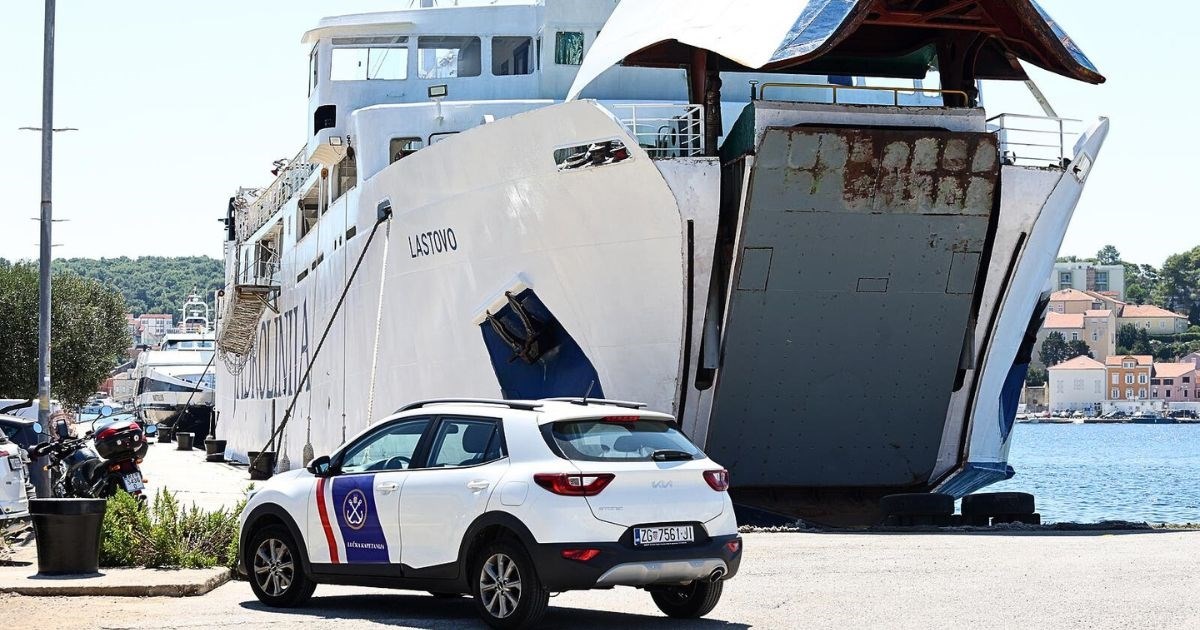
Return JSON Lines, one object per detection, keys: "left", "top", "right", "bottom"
{"left": 986, "top": 424, "right": 1200, "bottom": 524}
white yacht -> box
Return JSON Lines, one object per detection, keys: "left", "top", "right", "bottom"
{"left": 133, "top": 293, "right": 217, "bottom": 433}
{"left": 215, "top": 0, "right": 1107, "bottom": 522}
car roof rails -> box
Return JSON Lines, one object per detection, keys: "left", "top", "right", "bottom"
{"left": 541, "top": 397, "right": 647, "bottom": 410}
{"left": 395, "top": 398, "right": 543, "bottom": 413}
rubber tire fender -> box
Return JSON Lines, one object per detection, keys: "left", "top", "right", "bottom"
{"left": 961, "top": 492, "right": 1035, "bottom": 516}
{"left": 879, "top": 492, "right": 955, "bottom": 517}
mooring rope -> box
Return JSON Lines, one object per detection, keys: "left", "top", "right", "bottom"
{"left": 364, "top": 221, "right": 393, "bottom": 425}
{"left": 248, "top": 210, "right": 391, "bottom": 474}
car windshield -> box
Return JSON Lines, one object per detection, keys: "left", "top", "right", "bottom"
{"left": 544, "top": 419, "right": 703, "bottom": 462}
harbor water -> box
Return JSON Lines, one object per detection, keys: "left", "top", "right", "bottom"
{"left": 988, "top": 424, "right": 1200, "bottom": 524}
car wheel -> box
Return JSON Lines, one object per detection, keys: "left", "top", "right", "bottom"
{"left": 246, "top": 524, "right": 315, "bottom": 608}
{"left": 471, "top": 540, "right": 548, "bottom": 629}
{"left": 651, "top": 579, "right": 724, "bottom": 619}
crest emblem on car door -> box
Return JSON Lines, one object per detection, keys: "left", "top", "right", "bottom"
{"left": 343, "top": 489, "right": 368, "bottom": 530}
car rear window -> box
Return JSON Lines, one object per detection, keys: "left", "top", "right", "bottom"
{"left": 543, "top": 419, "right": 704, "bottom": 462}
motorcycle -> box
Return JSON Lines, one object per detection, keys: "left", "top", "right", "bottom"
{"left": 28, "top": 406, "right": 148, "bottom": 499}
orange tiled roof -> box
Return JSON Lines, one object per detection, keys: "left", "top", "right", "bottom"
{"left": 1121, "top": 304, "right": 1186, "bottom": 319}
{"left": 1105, "top": 355, "right": 1153, "bottom": 366}
{"left": 1153, "top": 363, "right": 1196, "bottom": 378}
{"left": 1048, "top": 356, "right": 1105, "bottom": 370}
{"left": 1044, "top": 312, "right": 1085, "bottom": 329}
{"left": 1050, "top": 289, "right": 1095, "bottom": 302}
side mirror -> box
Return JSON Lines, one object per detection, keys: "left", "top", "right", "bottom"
{"left": 33, "top": 423, "right": 43, "bottom": 435}
{"left": 100, "top": 405, "right": 114, "bottom": 417}
{"left": 55, "top": 420, "right": 70, "bottom": 439}
{"left": 144, "top": 423, "right": 158, "bottom": 436}
{"left": 307, "top": 455, "right": 333, "bottom": 477}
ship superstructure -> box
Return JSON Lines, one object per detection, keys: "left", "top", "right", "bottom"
{"left": 216, "top": 0, "right": 1107, "bottom": 522}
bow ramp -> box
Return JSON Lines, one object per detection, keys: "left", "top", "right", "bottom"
{"left": 699, "top": 101, "right": 999, "bottom": 519}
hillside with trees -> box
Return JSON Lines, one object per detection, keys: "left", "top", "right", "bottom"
{"left": 50, "top": 256, "right": 223, "bottom": 319}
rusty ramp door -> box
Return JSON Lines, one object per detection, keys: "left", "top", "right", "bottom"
{"left": 705, "top": 126, "right": 999, "bottom": 501}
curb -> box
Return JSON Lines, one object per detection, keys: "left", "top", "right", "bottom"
{"left": 0, "top": 568, "right": 233, "bottom": 597}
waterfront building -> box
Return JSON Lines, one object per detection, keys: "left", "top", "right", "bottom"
{"left": 1105, "top": 355, "right": 1153, "bottom": 401}
{"left": 136, "top": 313, "right": 173, "bottom": 345}
{"left": 1150, "top": 363, "right": 1197, "bottom": 403}
{"left": 1047, "top": 355, "right": 1105, "bottom": 413}
{"left": 1033, "top": 308, "right": 1115, "bottom": 368}
{"left": 1052, "top": 262, "right": 1124, "bottom": 300}
{"left": 1182, "top": 352, "right": 1200, "bottom": 369}
{"left": 1119, "top": 304, "right": 1189, "bottom": 336}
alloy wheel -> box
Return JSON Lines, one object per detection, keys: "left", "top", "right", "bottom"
{"left": 253, "top": 538, "right": 295, "bottom": 597}
{"left": 479, "top": 552, "right": 522, "bottom": 619}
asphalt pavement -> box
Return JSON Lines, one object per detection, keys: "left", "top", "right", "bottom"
{"left": 4, "top": 529, "right": 1198, "bottom": 629}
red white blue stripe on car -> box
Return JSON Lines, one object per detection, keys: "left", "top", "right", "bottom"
{"left": 315, "top": 474, "right": 391, "bottom": 563}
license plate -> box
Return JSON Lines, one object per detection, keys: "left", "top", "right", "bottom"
{"left": 7, "top": 456, "right": 21, "bottom": 471}
{"left": 123, "top": 472, "right": 145, "bottom": 492}
{"left": 633, "top": 525, "right": 694, "bottom": 547}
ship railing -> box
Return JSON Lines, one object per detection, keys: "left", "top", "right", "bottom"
{"left": 236, "top": 147, "right": 315, "bottom": 239}
{"left": 238, "top": 251, "right": 281, "bottom": 288}
{"left": 987, "top": 113, "right": 1081, "bottom": 168}
{"left": 610, "top": 103, "right": 705, "bottom": 158}
{"left": 756, "top": 82, "right": 969, "bottom": 107}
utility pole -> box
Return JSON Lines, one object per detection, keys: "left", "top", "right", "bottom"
{"left": 34, "top": 0, "right": 57, "bottom": 498}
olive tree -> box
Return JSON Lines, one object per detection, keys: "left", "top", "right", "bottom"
{"left": 0, "top": 263, "right": 130, "bottom": 408}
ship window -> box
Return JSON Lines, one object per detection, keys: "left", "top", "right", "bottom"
{"left": 314, "top": 105, "right": 336, "bottom": 133}
{"left": 333, "top": 148, "right": 357, "bottom": 201}
{"left": 555, "top": 32, "right": 584, "bottom": 65}
{"left": 331, "top": 44, "right": 409, "bottom": 81}
{"left": 429, "top": 131, "right": 459, "bottom": 145}
{"left": 417, "top": 36, "right": 481, "bottom": 79}
{"left": 308, "top": 45, "right": 318, "bottom": 96}
{"left": 492, "top": 37, "right": 533, "bottom": 76}
{"left": 390, "top": 137, "right": 424, "bottom": 163}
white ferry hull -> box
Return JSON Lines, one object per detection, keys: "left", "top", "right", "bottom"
{"left": 217, "top": 100, "right": 1107, "bottom": 522}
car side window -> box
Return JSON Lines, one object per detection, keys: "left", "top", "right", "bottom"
{"left": 339, "top": 418, "right": 430, "bottom": 473}
{"left": 427, "top": 418, "right": 503, "bottom": 468}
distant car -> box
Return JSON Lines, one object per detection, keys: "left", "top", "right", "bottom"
{"left": 1071, "top": 410, "right": 1086, "bottom": 418}
{"left": 238, "top": 398, "right": 742, "bottom": 628}
{"left": 0, "top": 430, "right": 30, "bottom": 528}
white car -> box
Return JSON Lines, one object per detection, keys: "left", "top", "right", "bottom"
{"left": 0, "top": 431, "right": 30, "bottom": 530}
{"left": 238, "top": 398, "right": 742, "bottom": 628}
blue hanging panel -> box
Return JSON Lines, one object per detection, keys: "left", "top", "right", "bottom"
{"left": 479, "top": 289, "right": 604, "bottom": 400}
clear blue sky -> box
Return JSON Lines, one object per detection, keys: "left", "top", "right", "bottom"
{"left": 0, "top": 1, "right": 1193, "bottom": 266}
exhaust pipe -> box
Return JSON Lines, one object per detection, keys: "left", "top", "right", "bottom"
{"left": 707, "top": 567, "right": 726, "bottom": 582}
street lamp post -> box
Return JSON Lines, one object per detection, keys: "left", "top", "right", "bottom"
{"left": 34, "top": 0, "right": 57, "bottom": 498}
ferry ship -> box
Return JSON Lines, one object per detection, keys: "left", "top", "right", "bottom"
{"left": 133, "top": 293, "right": 217, "bottom": 435}
{"left": 215, "top": 0, "right": 1107, "bottom": 522}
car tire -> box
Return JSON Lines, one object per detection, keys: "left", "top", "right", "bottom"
{"left": 471, "top": 539, "right": 549, "bottom": 629}
{"left": 651, "top": 579, "right": 724, "bottom": 619}
{"left": 245, "top": 524, "right": 315, "bottom": 608}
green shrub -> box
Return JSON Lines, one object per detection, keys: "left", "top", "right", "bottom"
{"left": 100, "top": 488, "right": 246, "bottom": 569}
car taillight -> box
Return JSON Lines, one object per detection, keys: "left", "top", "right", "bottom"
{"left": 703, "top": 469, "right": 730, "bottom": 492}
{"left": 534, "top": 473, "right": 615, "bottom": 496}
{"left": 724, "top": 539, "right": 741, "bottom": 554}
{"left": 602, "top": 416, "right": 640, "bottom": 423}
{"left": 560, "top": 548, "right": 601, "bottom": 562}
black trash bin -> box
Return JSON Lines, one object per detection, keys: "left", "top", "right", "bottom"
{"left": 205, "top": 439, "right": 227, "bottom": 462}
{"left": 157, "top": 426, "right": 172, "bottom": 443}
{"left": 248, "top": 451, "right": 276, "bottom": 480}
{"left": 176, "top": 432, "right": 193, "bottom": 450}
{"left": 29, "top": 498, "right": 107, "bottom": 575}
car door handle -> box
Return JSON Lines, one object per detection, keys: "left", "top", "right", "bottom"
{"left": 467, "top": 480, "right": 491, "bottom": 491}
{"left": 376, "top": 481, "right": 400, "bottom": 494}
